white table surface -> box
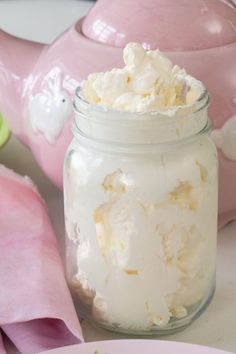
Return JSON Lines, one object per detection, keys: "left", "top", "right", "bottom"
{"left": 0, "top": 1, "right": 236, "bottom": 353}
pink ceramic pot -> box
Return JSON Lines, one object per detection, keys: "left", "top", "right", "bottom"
{"left": 0, "top": 0, "right": 235, "bottom": 227}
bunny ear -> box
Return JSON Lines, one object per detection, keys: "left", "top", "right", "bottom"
{"left": 54, "top": 71, "right": 62, "bottom": 94}
{"left": 210, "top": 129, "right": 223, "bottom": 149}
{"left": 48, "top": 79, "right": 55, "bottom": 93}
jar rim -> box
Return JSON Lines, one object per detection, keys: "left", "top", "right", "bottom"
{"left": 74, "top": 77, "right": 209, "bottom": 122}
{"left": 73, "top": 78, "right": 210, "bottom": 145}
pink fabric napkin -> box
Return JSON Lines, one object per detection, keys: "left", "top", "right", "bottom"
{"left": 0, "top": 165, "right": 83, "bottom": 354}
{"left": 0, "top": 331, "right": 7, "bottom": 354}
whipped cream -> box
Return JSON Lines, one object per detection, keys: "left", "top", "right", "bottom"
{"left": 64, "top": 43, "right": 217, "bottom": 333}
{"left": 81, "top": 42, "right": 201, "bottom": 113}
{"left": 65, "top": 137, "right": 217, "bottom": 332}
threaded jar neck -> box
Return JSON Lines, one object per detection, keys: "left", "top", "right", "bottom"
{"left": 73, "top": 83, "right": 210, "bottom": 145}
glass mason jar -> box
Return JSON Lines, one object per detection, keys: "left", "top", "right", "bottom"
{"left": 64, "top": 86, "right": 218, "bottom": 335}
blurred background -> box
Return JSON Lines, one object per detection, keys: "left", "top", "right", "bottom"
{"left": 0, "top": 0, "right": 94, "bottom": 43}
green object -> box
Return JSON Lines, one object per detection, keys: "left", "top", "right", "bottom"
{"left": 0, "top": 112, "right": 11, "bottom": 148}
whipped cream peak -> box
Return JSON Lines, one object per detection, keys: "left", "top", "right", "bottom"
{"left": 81, "top": 43, "right": 201, "bottom": 113}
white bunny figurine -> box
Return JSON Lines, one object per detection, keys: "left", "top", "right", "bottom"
{"left": 211, "top": 115, "right": 236, "bottom": 160}
{"left": 29, "top": 70, "right": 72, "bottom": 144}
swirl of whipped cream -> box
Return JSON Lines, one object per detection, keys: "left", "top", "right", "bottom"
{"left": 81, "top": 43, "right": 200, "bottom": 112}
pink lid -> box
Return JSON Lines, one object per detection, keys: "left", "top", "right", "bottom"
{"left": 81, "top": 0, "right": 236, "bottom": 51}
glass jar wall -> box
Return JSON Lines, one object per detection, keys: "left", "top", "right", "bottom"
{"left": 63, "top": 88, "right": 218, "bottom": 335}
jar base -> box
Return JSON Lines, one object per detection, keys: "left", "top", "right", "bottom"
{"left": 76, "top": 285, "right": 215, "bottom": 337}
